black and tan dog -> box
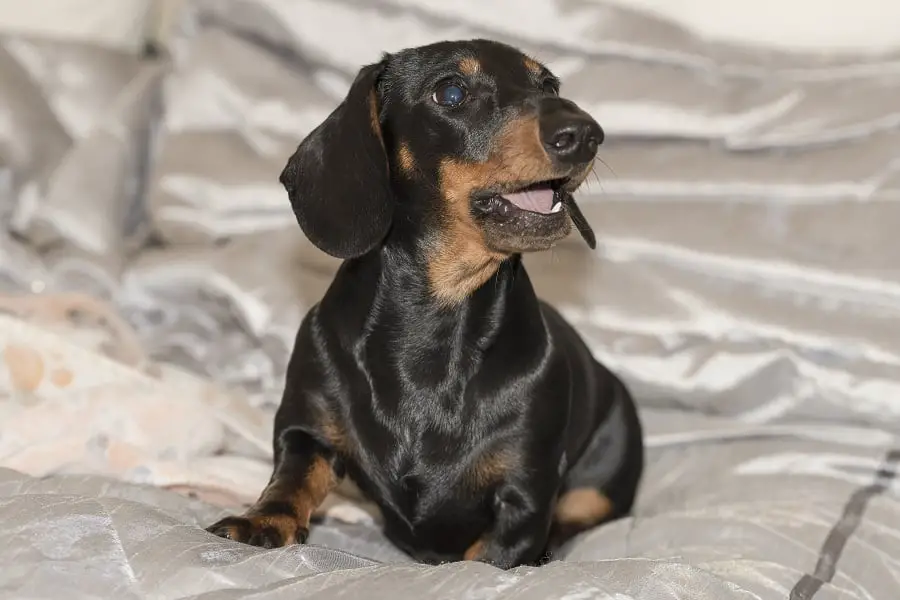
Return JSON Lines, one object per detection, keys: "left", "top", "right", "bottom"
{"left": 207, "top": 39, "right": 643, "bottom": 570}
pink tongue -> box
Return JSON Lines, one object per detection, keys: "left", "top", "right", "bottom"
{"left": 501, "top": 187, "right": 555, "bottom": 214}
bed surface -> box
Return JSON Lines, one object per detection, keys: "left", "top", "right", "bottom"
{"left": 1, "top": 1, "right": 899, "bottom": 598}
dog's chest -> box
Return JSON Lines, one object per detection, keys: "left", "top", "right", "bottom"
{"left": 354, "top": 424, "right": 495, "bottom": 528}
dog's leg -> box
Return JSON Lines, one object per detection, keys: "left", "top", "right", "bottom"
{"left": 206, "top": 428, "right": 341, "bottom": 548}
{"left": 547, "top": 373, "right": 644, "bottom": 550}
{"left": 547, "top": 487, "right": 615, "bottom": 549}
{"left": 467, "top": 476, "right": 557, "bottom": 569}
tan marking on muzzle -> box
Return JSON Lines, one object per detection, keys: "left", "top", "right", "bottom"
{"left": 428, "top": 115, "right": 561, "bottom": 305}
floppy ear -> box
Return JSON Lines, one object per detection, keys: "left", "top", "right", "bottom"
{"left": 279, "top": 61, "right": 392, "bottom": 259}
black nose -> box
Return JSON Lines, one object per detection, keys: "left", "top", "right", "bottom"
{"left": 540, "top": 100, "right": 604, "bottom": 165}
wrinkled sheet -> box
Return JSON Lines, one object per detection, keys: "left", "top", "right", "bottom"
{"left": 0, "top": 0, "right": 154, "bottom": 53}
{"left": 1, "top": 0, "right": 900, "bottom": 598}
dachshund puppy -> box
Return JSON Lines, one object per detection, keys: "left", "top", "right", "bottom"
{"left": 207, "top": 39, "right": 644, "bottom": 570}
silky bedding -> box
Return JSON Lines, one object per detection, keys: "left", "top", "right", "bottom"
{"left": 1, "top": 0, "right": 900, "bottom": 598}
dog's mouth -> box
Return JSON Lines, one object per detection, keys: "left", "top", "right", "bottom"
{"left": 474, "top": 178, "right": 569, "bottom": 218}
{"left": 472, "top": 176, "right": 597, "bottom": 250}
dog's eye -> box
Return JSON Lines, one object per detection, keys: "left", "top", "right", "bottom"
{"left": 432, "top": 82, "right": 467, "bottom": 107}
{"left": 541, "top": 79, "right": 559, "bottom": 95}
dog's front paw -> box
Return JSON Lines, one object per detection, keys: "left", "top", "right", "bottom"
{"left": 206, "top": 515, "right": 309, "bottom": 549}
{"left": 465, "top": 540, "right": 519, "bottom": 570}
{"left": 475, "top": 552, "right": 519, "bottom": 571}
{"left": 468, "top": 537, "right": 546, "bottom": 570}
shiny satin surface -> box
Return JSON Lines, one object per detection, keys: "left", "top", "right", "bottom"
{"left": 1, "top": 0, "right": 899, "bottom": 598}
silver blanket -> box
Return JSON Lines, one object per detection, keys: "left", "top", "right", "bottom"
{"left": 1, "top": 0, "right": 899, "bottom": 598}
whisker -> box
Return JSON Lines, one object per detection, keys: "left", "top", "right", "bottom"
{"left": 594, "top": 156, "right": 618, "bottom": 178}
{"left": 582, "top": 164, "right": 606, "bottom": 196}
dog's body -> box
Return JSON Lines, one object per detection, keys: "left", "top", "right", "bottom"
{"left": 208, "top": 39, "right": 644, "bottom": 569}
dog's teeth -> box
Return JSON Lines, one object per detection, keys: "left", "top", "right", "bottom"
{"left": 551, "top": 202, "right": 562, "bottom": 213}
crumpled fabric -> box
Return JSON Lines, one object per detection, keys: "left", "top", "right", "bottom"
{"left": 1, "top": 0, "right": 900, "bottom": 598}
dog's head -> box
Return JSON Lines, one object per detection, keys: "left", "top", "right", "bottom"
{"left": 281, "top": 39, "right": 601, "bottom": 304}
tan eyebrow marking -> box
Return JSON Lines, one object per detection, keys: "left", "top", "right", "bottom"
{"left": 523, "top": 56, "right": 542, "bottom": 75}
{"left": 458, "top": 57, "right": 481, "bottom": 75}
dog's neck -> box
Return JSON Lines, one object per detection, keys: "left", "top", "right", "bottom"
{"left": 319, "top": 194, "right": 541, "bottom": 354}
{"left": 368, "top": 244, "right": 528, "bottom": 377}
{"left": 422, "top": 230, "right": 509, "bottom": 308}
{"left": 378, "top": 238, "right": 521, "bottom": 316}
{"left": 318, "top": 239, "right": 543, "bottom": 394}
